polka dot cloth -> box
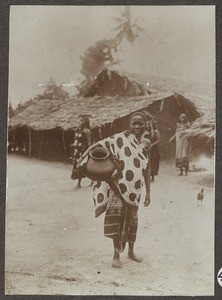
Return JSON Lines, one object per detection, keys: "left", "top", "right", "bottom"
{"left": 92, "top": 131, "right": 149, "bottom": 212}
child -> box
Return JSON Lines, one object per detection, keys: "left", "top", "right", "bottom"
{"left": 141, "top": 137, "right": 151, "bottom": 157}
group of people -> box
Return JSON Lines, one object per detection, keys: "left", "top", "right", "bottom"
{"left": 71, "top": 113, "right": 161, "bottom": 188}
{"left": 70, "top": 112, "right": 190, "bottom": 268}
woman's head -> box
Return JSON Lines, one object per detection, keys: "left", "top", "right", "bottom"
{"left": 179, "top": 113, "right": 188, "bottom": 124}
{"left": 78, "top": 115, "right": 90, "bottom": 128}
{"left": 143, "top": 111, "right": 157, "bottom": 131}
{"left": 130, "top": 112, "right": 146, "bottom": 138}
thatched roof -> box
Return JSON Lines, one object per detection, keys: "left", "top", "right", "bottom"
{"left": 84, "top": 69, "right": 150, "bottom": 97}
{"left": 9, "top": 92, "right": 199, "bottom": 131}
{"left": 182, "top": 113, "right": 215, "bottom": 142}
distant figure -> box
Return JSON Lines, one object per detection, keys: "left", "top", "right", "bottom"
{"left": 169, "top": 113, "right": 190, "bottom": 176}
{"left": 143, "top": 116, "right": 160, "bottom": 182}
{"left": 71, "top": 115, "right": 92, "bottom": 189}
{"left": 197, "top": 188, "right": 204, "bottom": 206}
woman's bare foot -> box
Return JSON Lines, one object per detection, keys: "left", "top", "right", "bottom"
{"left": 112, "top": 258, "right": 122, "bottom": 268}
{"left": 74, "top": 184, "right": 81, "bottom": 189}
{"left": 112, "top": 253, "right": 122, "bottom": 268}
{"left": 128, "top": 252, "right": 143, "bottom": 262}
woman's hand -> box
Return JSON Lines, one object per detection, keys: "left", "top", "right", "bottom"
{"left": 76, "top": 142, "right": 100, "bottom": 169}
{"left": 144, "top": 191, "right": 151, "bottom": 206}
{"left": 76, "top": 156, "right": 84, "bottom": 169}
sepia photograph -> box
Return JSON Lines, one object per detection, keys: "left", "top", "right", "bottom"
{"left": 6, "top": 5, "right": 215, "bottom": 296}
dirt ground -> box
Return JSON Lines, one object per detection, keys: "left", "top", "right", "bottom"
{"left": 5, "top": 154, "right": 214, "bottom": 296}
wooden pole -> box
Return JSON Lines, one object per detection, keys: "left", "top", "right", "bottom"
{"left": 62, "top": 129, "right": 67, "bottom": 164}
{"left": 39, "top": 131, "right": 45, "bottom": 160}
{"left": 99, "top": 125, "right": 102, "bottom": 140}
{"left": 160, "top": 98, "right": 164, "bottom": 111}
{"left": 12, "top": 130, "right": 15, "bottom": 150}
{"left": 28, "top": 128, "right": 32, "bottom": 158}
{"left": 174, "top": 93, "right": 182, "bottom": 108}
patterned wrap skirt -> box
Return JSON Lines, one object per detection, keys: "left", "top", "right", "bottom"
{"left": 104, "top": 190, "right": 138, "bottom": 250}
{"left": 175, "top": 132, "right": 189, "bottom": 168}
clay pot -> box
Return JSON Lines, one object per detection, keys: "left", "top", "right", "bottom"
{"left": 85, "top": 147, "right": 115, "bottom": 181}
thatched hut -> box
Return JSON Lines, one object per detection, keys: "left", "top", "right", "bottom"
{"left": 8, "top": 92, "right": 202, "bottom": 162}
{"left": 182, "top": 113, "right": 215, "bottom": 157}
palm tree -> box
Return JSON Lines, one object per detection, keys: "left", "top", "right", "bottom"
{"left": 112, "top": 7, "right": 144, "bottom": 46}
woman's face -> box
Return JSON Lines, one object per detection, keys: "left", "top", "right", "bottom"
{"left": 78, "top": 116, "right": 85, "bottom": 126}
{"left": 179, "top": 115, "right": 186, "bottom": 123}
{"left": 130, "top": 115, "right": 145, "bottom": 138}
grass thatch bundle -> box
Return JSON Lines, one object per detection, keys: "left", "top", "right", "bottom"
{"left": 182, "top": 114, "right": 215, "bottom": 142}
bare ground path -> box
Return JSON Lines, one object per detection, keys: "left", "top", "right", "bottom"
{"left": 5, "top": 155, "right": 214, "bottom": 295}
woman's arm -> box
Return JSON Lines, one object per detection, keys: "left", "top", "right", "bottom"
{"left": 83, "top": 128, "right": 92, "bottom": 147}
{"left": 82, "top": 142, "right": 100, "bottom": 159}
{"left": 76, "top": 142, "right": 100, "bottom": 168}
{"left": 151, "top": 129, "right": 160, "bottom": 147}
{"left": 169, "top": 133, "right": 176, "bottom": 143}
{"left": 150, "top": 121, "right": 154, "bottom": 138}
{"left": 143, "top": 162, "right": 151, "bottom": 206}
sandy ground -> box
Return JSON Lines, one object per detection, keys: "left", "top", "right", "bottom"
{"left": 5, "top": 154, "right": 214, "bottom": 296}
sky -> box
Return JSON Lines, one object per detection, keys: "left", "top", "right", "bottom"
{"left": 9, "top": 5, "right": 215, "bottom": 107}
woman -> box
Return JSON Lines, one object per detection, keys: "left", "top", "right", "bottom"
{"left": 169, "top": 113, "right": 191, "bottom": 175}
{"left": 78, "top": 112, "right": 151, "bottom": 268}
{"left": 143, "top": 116, "right": 160, "bottom": 182}
{"left": 71, "top": 115, "right": 92, "bottom": 189}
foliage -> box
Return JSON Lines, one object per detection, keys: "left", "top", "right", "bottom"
{"left": 77, "top": 7, "right": 144, "bottom": 95}
{"left": 112, "top": 7, "right": 144, "bottom": 46}
{"left": 80, "top": 39, "right": 118, "bottom": 81}
{"left": 35, "top": 77, "right": 69, "bottom": 101}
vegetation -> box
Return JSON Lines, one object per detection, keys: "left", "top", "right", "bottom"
{"left": 77, "top": 7, "right": 144, "bottom": 95}
{"left": 35, "top": 77, "right": 69, "bottom": 101}
{"left": 112, "top": 6, "right": 144, "bottom": 46}
{"left": 14, "top": 78, "right": 70, "bottom": 114}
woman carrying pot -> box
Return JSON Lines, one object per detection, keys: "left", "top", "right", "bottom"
{"left": 71, "top": 115, "right": 92, "bottom": 189}
{"left": 77, "top": 112, "right": 151, "bottom": 268}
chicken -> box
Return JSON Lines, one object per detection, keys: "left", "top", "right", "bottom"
{"left": 197, "top": 188, "right": 204, "bottom": 205}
